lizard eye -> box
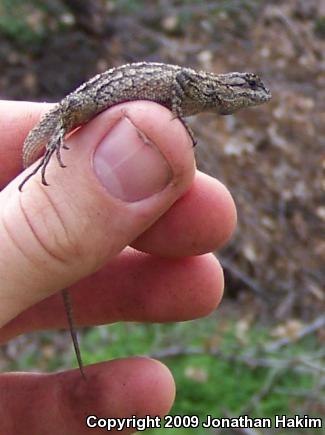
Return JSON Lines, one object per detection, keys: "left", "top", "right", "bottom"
{"left": 246, "top": 74, "right": 260, "bottom": 90}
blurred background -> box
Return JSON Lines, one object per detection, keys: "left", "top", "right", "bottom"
{"left": 0, "top": 0, "right": 324, "bottom": 433}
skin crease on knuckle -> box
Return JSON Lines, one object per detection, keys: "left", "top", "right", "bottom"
{"left": 17, "top": 185, "right": 83, "bottom": 267}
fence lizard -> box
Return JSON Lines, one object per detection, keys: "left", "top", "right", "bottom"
{"left": 18, "top": 62, "right": 271, "bottom": 379}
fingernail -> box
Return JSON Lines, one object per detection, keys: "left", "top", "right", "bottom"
{"left": 93, "top": 116, "right": 172, "bottom": 202}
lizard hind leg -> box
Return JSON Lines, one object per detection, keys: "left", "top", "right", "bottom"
{"left": 18, "top": 143, "right": 58, "bottom": 191}
{"left": 18, "top": 156, "right": 50, "bottom": 191}
{"left": 40, "top": 126, "right": 68, "bottom": 185}
{"left": 19, "top": 126, "right": 68, "bottom": 191}
{"left": 54, "top": 127, "right": 68, "bottom": 168}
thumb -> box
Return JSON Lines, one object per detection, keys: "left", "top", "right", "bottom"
{"left": 0, "top": 101, "right": 195, "bottom": 326}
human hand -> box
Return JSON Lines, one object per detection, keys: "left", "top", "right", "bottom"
{"left": 0, "top": 100, "right": 236, "bottom": 434}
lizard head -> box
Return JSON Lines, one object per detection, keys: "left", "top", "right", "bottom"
{"left": 215, "top": 72, "right": 271, "bottom": 114}
{"left": 182, "top": 70, "right": 271, "bottom": 115}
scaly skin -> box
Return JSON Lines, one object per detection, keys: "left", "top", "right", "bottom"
{"left": 21, "top": 62, "right": 271, "bottom": 188}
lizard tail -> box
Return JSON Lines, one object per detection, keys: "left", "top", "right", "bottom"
{"left": 61, "top": 288, "right": 86, "bottom": 380}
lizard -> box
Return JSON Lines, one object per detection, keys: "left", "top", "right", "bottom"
{"left": 18, "top": 61, "right": 271, "bottom": 379}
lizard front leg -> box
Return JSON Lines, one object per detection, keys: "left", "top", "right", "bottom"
{"left": 171, "top": 71, "right": 197, "bottom": 146}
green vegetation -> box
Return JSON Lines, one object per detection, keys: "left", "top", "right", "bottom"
{"left": 0, "top": 0, "right": 263, "bottom": 45}
{"left": 0, "top": 0, "right": 45, "bottom": 45}
{"left": 0, "top": 0, "right": 74, "bottom": 46}
{"left": 314, "top": 16, "right": 325, "bottom": 39}
{"left": 69, "top": 317, "right": 319, "bottom": 431}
